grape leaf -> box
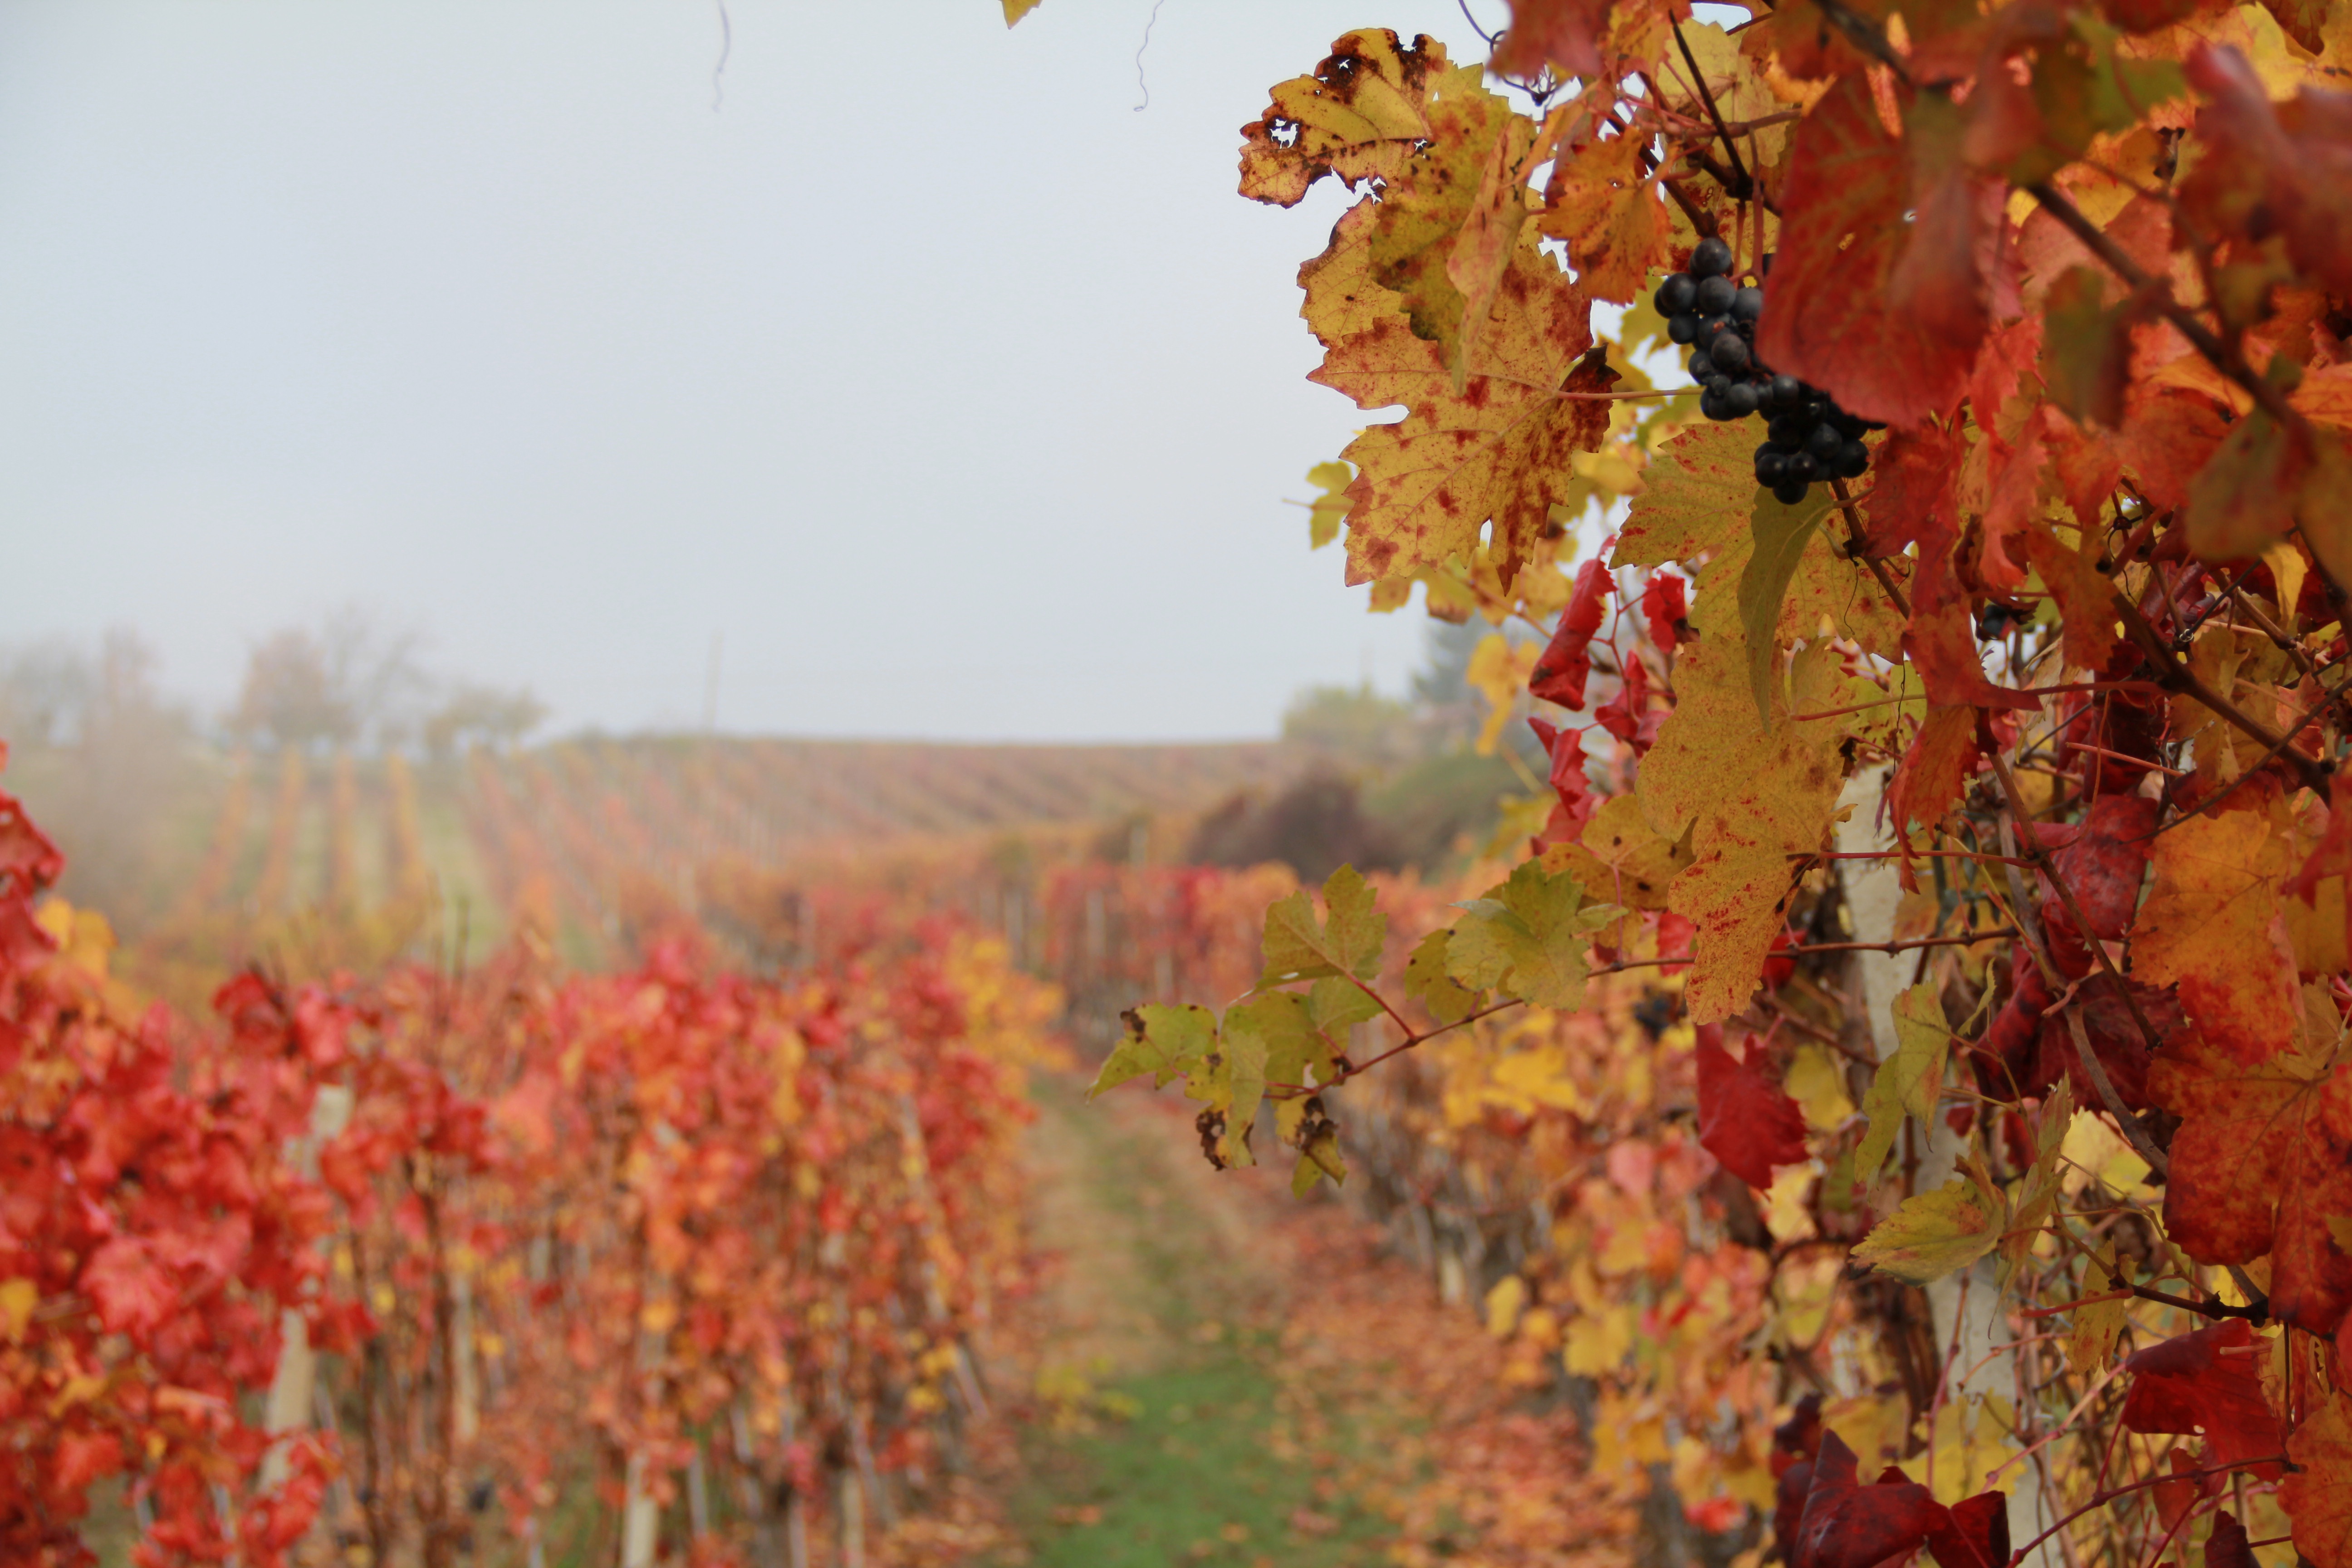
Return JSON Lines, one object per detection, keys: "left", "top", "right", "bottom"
{"left": 1791, "top": 1432, "right": 1946, "bottom": 1568}
{"left": 1259, "top": 865, "right": 1387, "bottom": 988}
{"left": 2285, "top": 1391, "right": 2352, "bottom": 1568}
{"left": 1739, "top": 484, "right": 1841, "bottom": 728}
{"left": 2179, "top": 44, "right": 2352, "bottom": 303}
{"left": 1090, "top": 1004, "right": 1216, "bottom": 1097}
{"left": 2119, "top": 1320, "right": 2287, "bottom": 1470}
{"left": 2133, "top": 807, "right": 2303, "bottom": 1066}
{"left": 1612, "top": 421, "right": 1755, "bottom": 568}
{"left": 1756, "top": 75, "right": 1997, "bottom": 427}
{"left": 1491, "top": 0, "right": 1615, "bottom": 82}
{"left": 1529, "top": 560, "right": 1610, "bottom": 709}
{"left": 1541, "top": 792, "right": 1692, "bottom": 911}
{"left": 1886, "top": 706, "right": 1982, "bottom": 840}
{"left": 1855, "top": 984, "right": 1957, "bottom": 1182}
{"left": 2066, "top": 1242, "right": 2132, "bottom": 1375}
{"left": 2003, "top": 1081, "right": 2076, "bottom": 1272}
{"left": 1695, "top": 1028, "right": 1810, "bottom": 1189}
{"left": 1446, "top": 858, "right": 1619, "bottom": 1010}
{"left": 1305, "top": 461, "right": 1352, "bottom": 549}
{"left": 1237, "top": 30, "right": 1447, "bottom": 209}
{"left": 1642, "top": 640, "right": 1851, "bottom": 1023}
{"left": 1538, "top": 105, "right": 1672, "bottom": 305}
{"left": 1403, "top": 929, "right": 1479, "bottom": 1024}
{"left": 1850, "top": 1158, "right": 2009, "bottom": 1285}
{"left": 1368, "top": 66, "right": 1533, "bottom": 375}
{"left": 2148, "top": 1028, "right": 2352, "bottom": 1338}
{"left": 1302, "top": 197, "right": 1612, "bottom": 588}
{"left": 1925, "top": 1491, "right": 2011, "bottom": 1568}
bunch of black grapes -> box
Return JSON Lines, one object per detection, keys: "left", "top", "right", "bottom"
{"left": 1654, "top": 235, "right": 1880, "bottom": 506}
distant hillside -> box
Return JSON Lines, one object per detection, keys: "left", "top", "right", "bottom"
{"left": 11, "top": 734, "right": 1307, "bottom": 989}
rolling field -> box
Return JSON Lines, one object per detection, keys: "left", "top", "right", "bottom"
{"left": 18, "top": 734, "right": 1304, "bottom": 989}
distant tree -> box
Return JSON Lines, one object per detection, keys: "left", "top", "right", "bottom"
{"left": 1280, "top": 682, "right": 1419, "bottom": 766}
{"left": 1186, "top": 769, "right": 1401, "bottom": 886}
{"left": 423, "top": 683, "right": 548, "bottom": 760}
{"left": 0, "top": 637, "right": 98, "bottom": 747}
{"left": 5, "top": 628, "right": 194, "bottom": 920}
{"left": 231, "top": 630, "right": 356, "bottom": 751}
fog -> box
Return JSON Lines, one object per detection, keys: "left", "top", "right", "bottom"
{"left": 0, "top": 1, "right": 1497, "bottom": 740}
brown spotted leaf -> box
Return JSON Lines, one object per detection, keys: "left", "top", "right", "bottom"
{"left": 1642, "top": 639, "right": 1852, "bottom": 1024}
{"left": 1304, "top": 198, "right": 1607, "bottom": 588}
{"left": 1238, "top": 31, "right": 1449, "bottom": 209}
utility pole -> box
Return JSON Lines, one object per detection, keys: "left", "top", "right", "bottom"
{"left": 702, "top": 632, "right": 723, "bottom": 733}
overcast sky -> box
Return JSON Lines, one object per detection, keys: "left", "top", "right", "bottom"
{"left": 0, "top": 1, "right": 1543, "bottom": 741}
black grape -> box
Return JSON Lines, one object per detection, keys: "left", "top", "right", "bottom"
{"left": 1725, "top": 381, "right": 1759, "bottom": 417}
{"left": 1668, "top": 313, "right": 1699, "bottom": 345}
{"left": 1788, "top": 451, "right": 1820, "bottom": 483}
{"left": 1690, "top": 235, "right": 1733, "bottom": 279}
{"left": 1755, "top": 446, "right": 1788, "bottom": 483}
{"left": 1711, "top": 333, "right": 1751, "bottom": 374}
{"left": 1699, "top": 386, "right": 1730, "bottom": 421}
{"left": 1690, "top": 349, "right": 1716, "bottom": 381}
{"left": 1774, "top": 479, "right": 1808, "bottom": 505}
{"left": 1804, "top": 423, "right": 1844, "bottom": 462}
{"left": 1656, "top": 273, "right": 1697, "bottom": 315}
{"left": 1732, "top": 287, "right": 1764, "bottom": 324}
{"left": 1695, "top": 274, "right": 1737, "bottom": 315}
{"left": 1837, "top": 440, "right": 1870, "bottom": 478}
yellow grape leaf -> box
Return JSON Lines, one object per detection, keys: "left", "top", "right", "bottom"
{"left": 1786, "top": 1043, "right": 1856, "bottom": 1132}
{"left": 1738, "top": 484, "right": 1841, "bottom": 727}
{"left": 1563, "top": 1303, "right": 1634, "bottom": 1375}
{"left": 1182, "top": 1013, "right": 1268, "bottom": 1169}
{"left": 2133, "top": 807, "right": 2303, "bottom": 1065}
{"left": 1091, "top": 1003, "right": 1215, "bottom": 1097}
{"left": 1466, "top": 633, "right": 1539, "bottom": 755}
{"left": 1306, "top": 461, "right": 1352, "bottom": 549}
{"left": 1403, "top": 929, "right": 1479, "bottom": 1024}
{"left": 1238, "top": 30, "right": 1447, "bottom": 209}
{"left": 1365, "top": 66, "right": 1536, "bottom": 383}
{"left": 1821, "top": 1393, "right": 1905, "bottom": 1467}
{"left": 1001, "top": 0, "right": 1044, "bottom": 23}
{"left": 1446, "top": 858, "right": 1621, "bottom": 1010}
{"left": 1901, "top": 1396, "right": 2022, "bottom": 1504}
{"left": 0, "top": 1278, "right": 34, "bottom": 1344}
{"left": 1850, "top": 1158, "right": 2010, "bottom": 1285}
{"left": 1540, "top": 791, "right": 1692, "bottom": 911}
{"left": 2065, "top": 1241, "right": 2132, "bottom": 1375}
{"left": 1485, "top": 1274, "right": 1529, "bottom": 1338}
{"left": 1611, "top": 421, "right": 1756, "bottom": 568}
{"left": 1640, "top": 640, "right": 1851, "bottom": 1023}
{"left": 1854, "top": 983, "right": 1957, "bottom": 1181}
{"left": 1259, "top": 865, "right": 1387, "bottom": 987}
{"left": 2002, "top": 1080, "right": 2074, "bottom": 1272}
{"left": 1303, "top": 197, "right": 1612, "bottom": 588}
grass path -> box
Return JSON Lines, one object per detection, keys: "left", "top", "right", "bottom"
{"left": 997, "top": 1078, "right": 1406, "bottom": 1568}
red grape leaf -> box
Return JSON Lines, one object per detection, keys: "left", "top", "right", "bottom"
{"left": 1695, "top": 1026, "right": 1809, "bottom": 1188}
{"left": 1887, "top": 706, "right": 1982, "bottom": 840}
{"left": 1757, "top": 78, "right": 1999, "bottom": 427}
{"left": 1530, "top": 560, "right": 1610, "bottom": 709}
{"left": 81, "top": 1236, "right": 177, "bottom": 1338}
{"left": 2148, "top": 1029, "right": 2352, "bottom": 1338}
{"left": 2119, "top": 1321, "right": 2287, "bottom": 1472}
{"left": 2180, "top": 45, "right": 2352, "bottom": 302}
{"left": 2207, "top": 1510, "right": 2258, "bottom": 1568}
{"left": 1539, "top": 108, "right": 1674, "bottom": 305}
{"left": 1926, "top": 1490, "right": 2011, "bottom": 1568}
{"left": 2037, "top": 793, "right": 2160, "bottom": 970}
{"left": 2285, "top": 1390, "right": 2352, "bottom": 1568}
{"left": 1492, "top": 0, "right": 1615, "bottom": 82}
{"left": 1792, "top": 1431, "right": 1946, "bottom": 1568}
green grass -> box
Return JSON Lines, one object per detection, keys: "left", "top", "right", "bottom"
{"left": 1003, "top": 1082, "right": 1399, "bottom": 1567}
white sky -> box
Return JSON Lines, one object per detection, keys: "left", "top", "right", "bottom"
{"left": 0, "top": 1, "right": 1525, "bottom": 741}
